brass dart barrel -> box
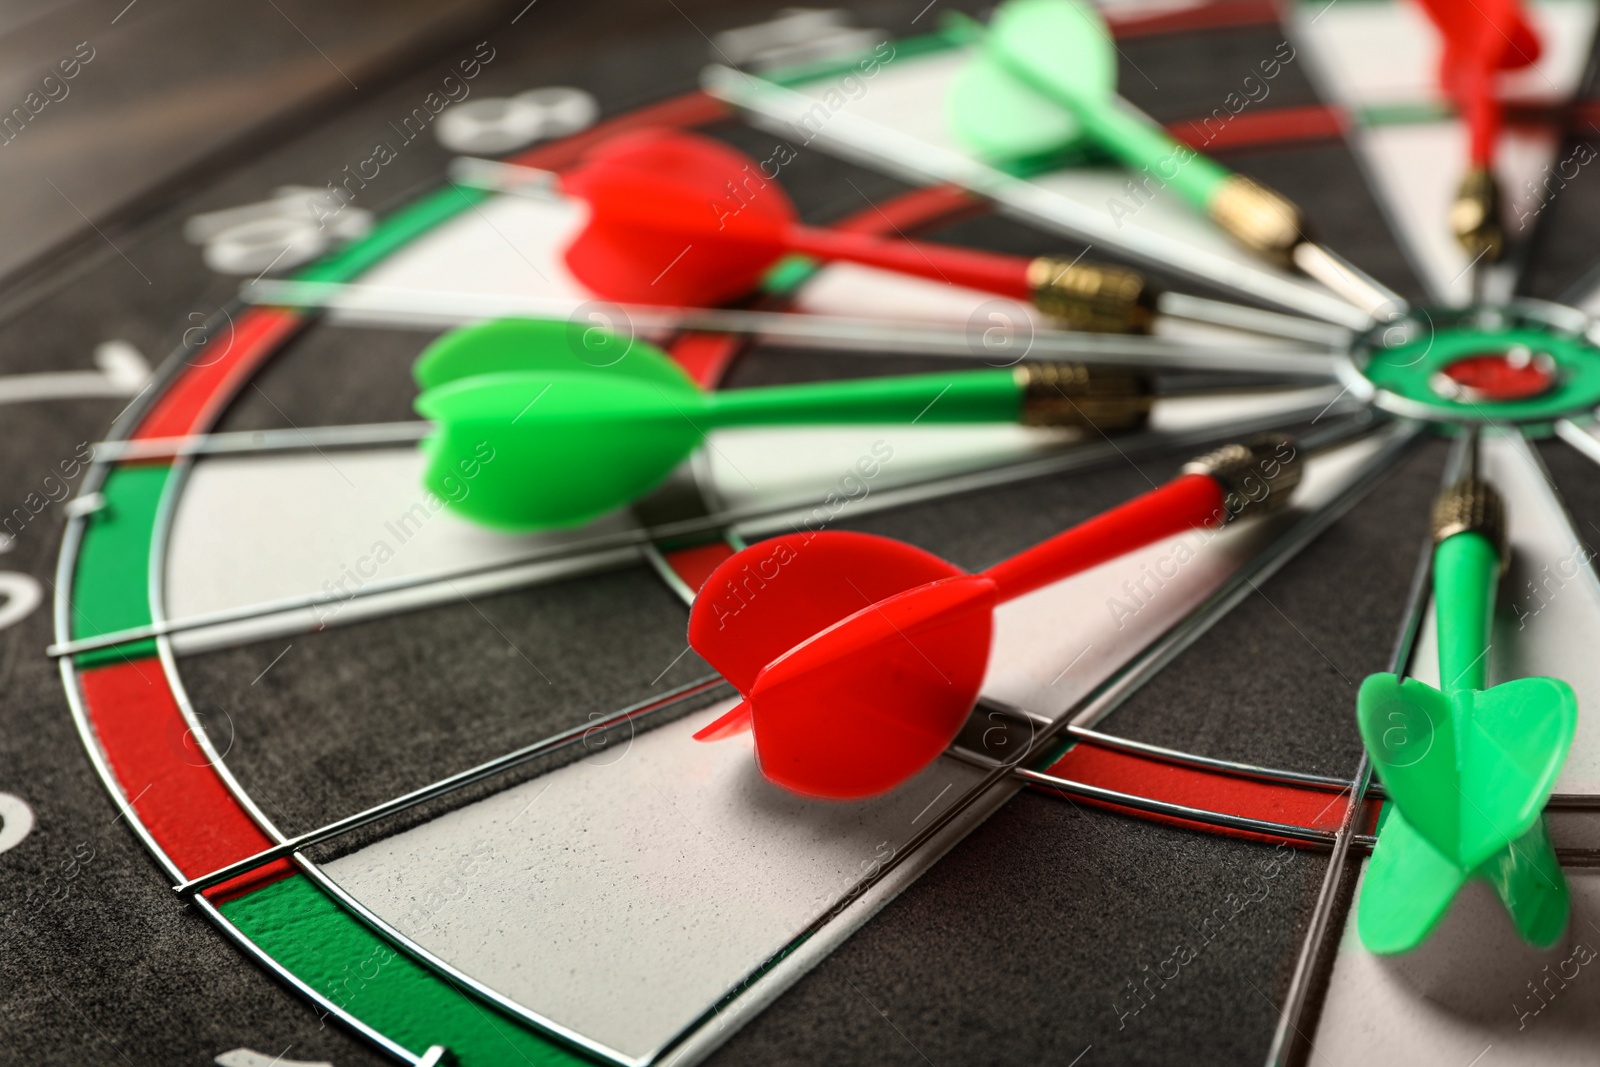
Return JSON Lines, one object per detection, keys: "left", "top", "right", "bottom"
{"left": 1015, "top": 361, "right": 1155, "bottom": 431}
{"left": 1026, "top": 257, "right": 1158, "bottom": 334}
{"left": 1183, "top": 432, "right": 1304, "bottom": 522}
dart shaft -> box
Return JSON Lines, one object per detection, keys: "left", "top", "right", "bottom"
{"left": 784, "top": 224, "right": 1032, "bottom": 299}
{"left": 981, "top": 471, "right": 1224, "bottom": 601}
{"left": 1433, "top": 531, "right": 1498, "bottom": 694}
{"left": 1072, "top": 99, "right": 1230, "bottom": 210}
{"left": 704, "top": 368, "right": 1024, "bottom": 426}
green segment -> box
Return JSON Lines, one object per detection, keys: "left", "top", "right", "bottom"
{"left": 222, "top": 876, "right": 587, "bottom": 1066}
{"left": 1433, "top": 532, "right": 1497, "bottom": 694}
{"left": 71, "top": 464, "right": 171, "bottom": 666}
{"left": 1359, "top": 102, "right": 1456, "bottom": 127}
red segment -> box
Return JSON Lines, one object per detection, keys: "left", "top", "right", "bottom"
{"left": 668, "top": 332, "right": 746, "bottom": 387}
{"left": 80, "top": 661, "right": 293, "bottom": 897}
{"left": 134, "top": 309, "right": 302, "bottom": 441}
{"left": 1044, "top": 742, "right": 1374, "bottom": 846}
{"left": 662, "top": 540, "right": 737, "bottom": 593}
{"left": 1170, "top": 104, "right": 1346, "bottom": 153}
{"left": 1438, "top": 350, "right": 1556, "bottom": 400}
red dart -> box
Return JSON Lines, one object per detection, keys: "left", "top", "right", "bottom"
{"left": 1412, "top": 0, "right": 1540, "bottom": 167}
{"left": 1408, "top": 0, "right": 1541, "bottom": 257}
{"left": 560, "top": 127, "right": 1153, "bottom": 331}
{"left": 689, "top": 435, "right": 1302, "bottom": 799}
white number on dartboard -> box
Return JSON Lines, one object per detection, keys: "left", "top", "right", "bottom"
{"left": 0, "top": 793, "right": 35, "bottom": 856}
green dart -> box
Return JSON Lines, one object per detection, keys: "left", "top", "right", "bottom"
{"left": 946, "top": 0, "right": 1311, "bottom": 270}
{"left": 1355, "top": 465, "right": 1577, "bottom": 954}
{"left": 413, "top": 317, "right": 1152, "bottom": 531}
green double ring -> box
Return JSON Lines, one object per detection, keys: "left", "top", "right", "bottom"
{"left": 1348, "top": 301, "right": 1600, "bottom": 430}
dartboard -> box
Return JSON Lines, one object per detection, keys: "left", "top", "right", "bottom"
{"left": 8, "top": 0, "right": 1600, "bottom": 1065}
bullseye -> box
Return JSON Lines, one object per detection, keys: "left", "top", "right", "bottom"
{"left": 1431, "top": 347, "right": 1557, "bottom": 402}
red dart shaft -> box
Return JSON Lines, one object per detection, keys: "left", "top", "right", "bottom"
{"left": 783, "top": 223, "right": 1033, "bottom": 299}
{"left": 982, "top": 473, "right": 1226, "bottom": 602}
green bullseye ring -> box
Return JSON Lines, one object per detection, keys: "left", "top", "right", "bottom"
{"left": 1350, "top": 302, "right": 1600, "bottom": 429}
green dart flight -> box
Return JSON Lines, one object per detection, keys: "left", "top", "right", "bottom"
{"left": 946, "top": 0, "right": 1308, "bottom": 268}
{"left": 1355, "top": 470, "right": 1577, "bottom": 954}
{"left": 413, "top": 317, "right": 1151, "bottom": 531}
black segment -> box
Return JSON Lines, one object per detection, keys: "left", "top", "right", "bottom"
{"left": 217, "top": 324, "right": 439, "bottom": 431}
{"left": 709, "top": 795, "right": 1325, "bottom": 1067}
{"left": 176, "top": 564, "right": 710, "bottom": 836}
{"left": 1118, "top": 26, "right": 1323, "bottom": 124}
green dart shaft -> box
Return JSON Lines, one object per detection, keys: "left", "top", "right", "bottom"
{"left": 1433, "top": 529, "right": 1499, "bottom": 695}
{"left": 704, "top": 368, "right": 1023, "bottom": 426}
{"left": 995, "top": 59, "right": 1230, "bottom": 209}
{"left": 1073, "top": 103, "right": 1231, "bottom": 209}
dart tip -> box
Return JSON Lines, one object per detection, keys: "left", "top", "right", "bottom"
{"left": 1451, "top": 167, "right": 1504, "bottom": 263}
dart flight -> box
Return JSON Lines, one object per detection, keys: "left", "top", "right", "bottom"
{"left": 1356, "top": 473, "right": 1576, "bottom": 953}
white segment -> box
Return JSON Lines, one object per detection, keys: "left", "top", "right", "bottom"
{"left": 317, "top": 432, "right": 1395, "bottom": 1060}
{"left": 1315, "top": 865, "right": 1600, "bottom": 1065}
{"left": 334, "top": 194, "right": 593, "bottom": 317}
{"left": 162, "top": 450, "right": 641, "bottom": 654}
{"left": 324, "top": 703, "right": 986, "bottom": 1061}
{"left": 1406, "top": 435, "right": 1600, "bottom": 797}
